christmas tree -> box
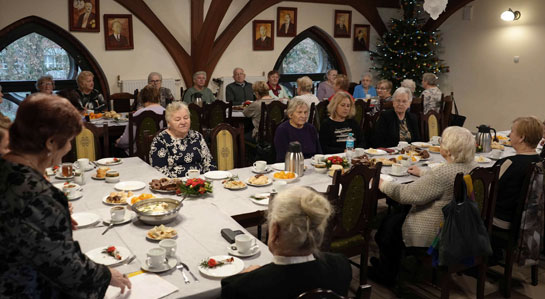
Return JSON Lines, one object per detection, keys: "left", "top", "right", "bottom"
{"left": 370, "top": 0, "right": 449, "bottom": 94}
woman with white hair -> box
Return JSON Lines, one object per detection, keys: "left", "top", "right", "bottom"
{"left": 317, "top": 69, "right": 337, "bottom": 100}
{"left": 274, "top": 99, "right": 321, "bottom": 161}
{"left": 149, "top": 101, "right": 216, "bottom": 177}
{"left": 372, "top": 87, "right": 420, "bottom": 148}
{"left": 183, "top": 71, "right": 215, "bottom": 104}
{"left": 221, "top": 186, "right": 352, "bottom": 298}
{"left": 400, "top": 79, "right": 416, "bottom": 94}
{"left": 137, "top": 72, "right": 174, "bottom": 108}
{"left": 292, "top": 76, "right": 319, "bottom": 108}
{"left": 76, "top": 71, "right": 106, "bottom": 112}
{"left": 36, "top": 75, "right": 55, "bottom": 94}
{"left": 421, "top": 72, "right": 442, "bottom": 114}
{"left": 371, "top": 126, "right": 478, "bottom": 283}
{"left": 352, "top": 73, "right": 377, "bottom": 99}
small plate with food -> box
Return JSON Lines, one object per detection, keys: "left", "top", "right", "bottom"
{"left": 272, "top": 171, "right": 298, "bottom": 183}
{"left": 92, "top": 167, "right": 111, "bottom": 180}
{"left": 96, "top": 157, "right": 122, "bottom": 166}
{"left": 365, "top": 148, "right": 388, "bottom": 156}
{"left": 475, "top": 156, "right": 492, "bottom": 164}
{"left": 250, "top": 193, "right": 270, "bottom": 206}
{"left": 85, "top": 245, "right": 131, "bottom": 266}
{"left": 246, "top": 174, "right": 272, "bottom": 187}
{"left": 428, "top": 146, "right": 441, "bottom": 153}
{"left": 198, "top": 256, "right": 244, "bottom": 278}
{"left": 149, "top": 178, "right": 181, "bottom": 194}
{"left": 102, "top": 191, "right": 134, "bottom": 205}
{"left": 146, "top": 225, "right": 178, "bottom": 241}
{"left": 371, "top": 157, "right": 397, "bottom": 166}
{"left": 411, "top": 142, "right": 432, "bottom": 148}
{"left": 223, "top": 180, "right": 247, "bottom": 190}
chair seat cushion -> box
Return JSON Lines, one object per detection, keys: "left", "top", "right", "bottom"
{"left": 330, "top": 234, "right": 365, "bottom": 253}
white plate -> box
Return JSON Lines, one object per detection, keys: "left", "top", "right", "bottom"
{"left": 246, "top": 177, "right": 272, "bottom": 187}
{"left": 67, "top": 191, "right": 84, "bottom": 201}
{"left": 271, "top": 172, "right": 298, "bottom": 183}
{"left": 271, "top": 163, "right": 285, "bottom": 171}
{"left": 102, "top": 195, "right": 129, "bottom": 205}
{"left": 141, "top": 257, "right": 178, "bottom": 273}
{"left": 250, "top": 193, "right": 270, "bottom": 206}
{"left": 365, "top": 149, "right": 388, "bottom": 156}
{"left": 55, "top": 173, "right": 74, "bottom": 179}
{"left": 45, "top": 167, "right": 57, "bottom": 176}
{"left": 475, "top": 156, "right": 492, "bottom": 164}
{"left": 146, "top": 234, "right": 178, "bottom": 242}
{"left": 91, "top": 175, "right": 106, "bottom": 180}
{"left": 198, "top": 255, "right": 244, "bottom": 278}
{"left": 380, "top": 174, "right": 395, "bottom": 182}
{"left": 149, "top": 187, "right": 177, "bottom": 194}
{"left": 72, "top": 212, "right": 100, "bottom": 228}
{"left": 72, "top": 162, "right": 95, "bottom": 172}
{"left": 251, "top": 166, "right": 272, "bottom": 174}
{"left": 223, "top": 182, "right": 248, "bottom": 190}
{"left": 204, "top": 171, "right": 232, "bottom": 180}
{"left": 411, "top": 142, "right": 432, "bottom": 148}
{"left": 96, "top": 158, "right": 123, "bottom": 166}
{"left": 227, "top": 245, "right": 260, "bottom": 258}
{"left": 54, "top": 182, "right": 82, "bottom": 192}
{"left": 85, "top": 246, "right": 131, "bottom": 266}
{"left": 103, "top": 211, "right": 135, "bottom": 225}
{"left": 114, "top": 181, "right": 146, "bottom": 191}
{"left": 386, "top": 170, "right": 410, "bottom": 177}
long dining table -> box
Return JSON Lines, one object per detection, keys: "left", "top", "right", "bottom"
{"left": 51, "top": 132, "right": 520, "bottom": 298}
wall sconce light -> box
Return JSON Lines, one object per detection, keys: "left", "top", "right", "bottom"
{"left": 501, "top": 8, "right": 521, "bottom": 21}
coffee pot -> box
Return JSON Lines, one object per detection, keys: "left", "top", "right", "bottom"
{"left": 285, "top": 141, "right": 304, "bottom": 177}
{"left": 475, "top": 124, "right": 497, "bottom": 153}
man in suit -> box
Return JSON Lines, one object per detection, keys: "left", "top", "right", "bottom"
{"left": 226, "top": 68, "right": 254, "bottom": 105}
{"left": 354, "top": 29, "right": 368, "bottom": 51}
{"left": 278, "top": 13, "right": 295, "bottom": 36}
{"left": 255, "top": 25, "right": 272, "bottom": 49}
{"left": 107, "top": 20, "right": 129, "bottom": 48}
{"left": 76, "top": 1, "right": 96, "bottom": 29}
{"left": 335, "top": 15, "right": 348, "bottom": 35}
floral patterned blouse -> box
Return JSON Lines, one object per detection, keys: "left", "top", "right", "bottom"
{"left": 149, "top": 130, "right": 216, "bottom": 178}
{"left": 0, "top": 159, "right": 111, "bottom": 298}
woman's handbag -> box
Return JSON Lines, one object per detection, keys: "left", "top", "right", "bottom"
{"left": 449, "top": 92, "right": 466, "bottom": 127}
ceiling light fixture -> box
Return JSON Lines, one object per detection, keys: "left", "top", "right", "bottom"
{"left": 501, "top": 8, "right": 521, "bottom": 21}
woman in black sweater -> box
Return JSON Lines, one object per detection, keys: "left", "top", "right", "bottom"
{"left": 319, "top": 92, "right": 365, "bottom": 154}
{"left": 372, "top": 87, "right": 420, "bottom": 148}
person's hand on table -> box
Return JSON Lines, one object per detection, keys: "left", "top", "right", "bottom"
{"left": 109, "top": 268, "right": 132, "bottom": 293}
{"left": 408, "top": 166, "right": 421, "bottom": 177}
{"left": 241, "top": 265, "right": 261, "bottom": 273}
{"left": 68, "top": 202, "right": 78, "bottom": 230}
{"left": 378, "top": 178, "right": 384, "bottom": 189}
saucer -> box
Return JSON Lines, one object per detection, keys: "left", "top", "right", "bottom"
{"left": 387, "top": 170, "right": 410, "bottom": 177}
{"left": 72, "top": 162, "right": 95, "bottom": 172}
{"left": 55, "top": 173, "right": 74, "bottom": 179}
{"left": 103, "top": 212, "right": 135, "bottom": 225}
{"left": 251, "top": 166, "right": 272, "bottom": 174}
{"left": 227, "top": 245, "right": 260, "bottom": 258}
{"left": 67, "top": 191, "right": 84, "bottom": 201}
{"left": 141, "top": 257, "right": 178, "bottom": 273}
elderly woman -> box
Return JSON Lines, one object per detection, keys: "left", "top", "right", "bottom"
{"left": 372, "top": 126, "right": 478, "bottom": 282}
{"left": 242, "top": 81, "right": 277, "bottom": 142}
{"left": 76, "top": 70, "right": 106, "bottom": 112}
{"left": 267, "top": 70, "right": 290, "bottom": 100}
{"left": 317, "top": 69, "right": 337, "bottom": 100}
{"left": 369, "top": 79, "right": 393, "bottom": 115}
{"left": 274, "top": 99, "right": 322, "bottom": 161}
{"left": 0, "top": 94, "right": 131, "bottom": 297}
{"left": 149, "top": 101, "right": 215, "bottom": 177}
{"left": 183, "top": 71, "right": 215, "bottom": 104}
{"left": 36, "top": 75, "right": 55, "bottom": 94}
{"left": 353, "top": 73, "right": 377, "bottom": 99}
{"left": 319, "top": 92, "right": 365, "bottom": 154}
{"left": 221, "top": 186, "right": 352, "bottom": 298}
{"left": 292, "top": 76, "right": 319, "bottom": 108}
{"left": 421, "top": 72, "right": 442, "bottom": 114}
{"left": 117, "top": 85, "right": 165, "bottom": 155}
{"left": 0, "top": 114, "right": 10, "bottom": 156}
{"left": 400, "top": 78, "right": 416, "bottom": 94}
{"left": 492, "top": 117, "right": 542, "bottom": 228}
{"left": 372, "top": 87, "right": 420, "bottom": 148}
{"left": 327, "top": 74, "right": 351, "bottom": 101}
{"left": 138, "top": 72, "right": 175, "bottom": 108}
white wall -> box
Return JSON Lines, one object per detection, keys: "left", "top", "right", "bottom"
{"left": 438, "top": 0, "right": 545, "bottom": 130}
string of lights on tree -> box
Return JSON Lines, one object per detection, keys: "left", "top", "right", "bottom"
{"left": 370, "top": 0, "right": 449, "bottom": 93}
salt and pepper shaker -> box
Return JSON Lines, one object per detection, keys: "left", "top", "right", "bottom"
{"left": 74, "top": 169, "right": 85, "bottom": 185}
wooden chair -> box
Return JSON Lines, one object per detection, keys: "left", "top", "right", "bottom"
{"left": 297, "top": 284, "right": 372, "bottom": 299}
{"left": 441, "top": 94, "right": 453, "bottom": 130}
{"left": 490, "top": 163, "right": 539, "bottom": 297}
{"left": 313, "top": 100, "right": 329, "bottom": 131}
{"left": 258, "top": 100, "right": 287, "bottom": 145}
{"left": 110, "top": 92, "right": 135, "bottom": 113}
{"left": 203, "top": 100, "right": 233, "bottom": 130}
{"left": 354, "top": 99, "right": 366, "bottom": 129}
{"left": 322, "top": 163, "right": 382, "bottom": 285}
{"left": 188, "top": 103, "right": 204, "bottom": 134}
{"left": 73, "top": 122, "right": 109, "bottom": 161}
{"left": 128, "top": 110, "right": 166, "bottom": 163}
{"left": 410, "top": 96, "right": 423, "bottom": 115}
{"left": 420, "top": 110, "right": 442, "bottom": 142}
{"left": 308, "top": 102, "right": 316, "bottom": 124}
{"left": 210, "top": 122, "right": 246, "bottom": 170}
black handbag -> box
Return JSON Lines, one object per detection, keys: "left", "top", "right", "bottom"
{"left": 449, "top": 93, "right": 466, "bottom": 127}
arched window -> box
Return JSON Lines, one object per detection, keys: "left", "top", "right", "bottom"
{"left": 273, "top": 26, "right": 346, "bottom": 97}
{"left": 0, "top": 16, "right": 109, "bottom": 119}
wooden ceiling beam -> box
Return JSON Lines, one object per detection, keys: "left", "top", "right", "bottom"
{"left": 191, "top": 0, "right": 204, "bottom": 54}
{"left": 423, "top": 0, "right": 475, "bottom": 31}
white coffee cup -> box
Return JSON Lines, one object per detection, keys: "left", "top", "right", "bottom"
{"left": 313, "top": 154, "right": 324, "bottom": 164}
{"left": 430, "top": 136, "right": 441, "bottom": 145}
{"left": 235, "top": 234, "right": 257, "bottom": 254}
{"left": 272, "top": 180, "right": 287, "bottom": 193}
{"left": 77, "top": 158, "right": 90, "bottom": 171}
{"left": 355, "top": 148, "right": 365, "bottom": 157}
{"left": 63, "top": 183, "right": 77, "bottom": 197}
{"left": 400, "top": 157, "right": 411, "bottom": 167}
{"left": 147, "top": 247, "right": 167, "bottom": 268}
{"left": 391, "top": 163, "right": 404, "bottom": 175}
{"left": 185, "top": 169, "right": 200, "bottom": 179}
{"left": 159, "top": 239, "right": 177, "bottom": 258}
{"left": 110, "top": 206, "right": 126, "bottom": 222}
{"left": 366, "top": 94, "right": 372, "bottom": 99}
{"left": 253, "top": 160, "right": 267, "bottom": 172}
{"left": 398, "top": 141, "right": 409, "bottom": 149}
{"left": 490, "top": 149, "right": 502, "bottom": 159}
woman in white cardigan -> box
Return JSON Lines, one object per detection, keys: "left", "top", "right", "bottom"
{"left": 371, "top": 126, "right": 477, "bottom": 284}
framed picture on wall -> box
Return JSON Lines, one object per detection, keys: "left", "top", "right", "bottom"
{"left": 277, "top": 7, "right": 297, "bottom": 37}
{"left": 104, "top": 14, "right": 134, "bottom": 50}
{"left": 69, "top": 0, "right": 100, "bottom": 32}
{"left": 353, "top": 24, "right": 370, "bottom": 51}
{"left": 253, "top": 20, "right": 274, "bottom": 51}
{"left": 334, "top": 10, "right": 351, "bottom": 38}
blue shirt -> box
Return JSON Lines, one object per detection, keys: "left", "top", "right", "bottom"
{"left": 352, "top": 85, "right": 377, "bottom": 99}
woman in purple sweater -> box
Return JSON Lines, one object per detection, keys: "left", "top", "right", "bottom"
{"left": 274, "top": 98, "right": 322, "bottom": 162}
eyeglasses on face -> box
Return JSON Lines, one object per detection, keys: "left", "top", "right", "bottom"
{"left": 150, "top": 80, "right": 161, "bottom": 83}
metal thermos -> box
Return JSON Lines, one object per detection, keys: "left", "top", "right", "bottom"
{"left": 284, "top": 141, "right": 305, "bottom": 177}
{"left": 475, "top": 124, "right": 497, "bottom": 153}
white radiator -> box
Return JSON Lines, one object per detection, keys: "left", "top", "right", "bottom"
{"left": 120, "top": 79, "right": 181, "bottom": 100}
{"left": 217, "top": 76, "right": 266, "bottom": 101}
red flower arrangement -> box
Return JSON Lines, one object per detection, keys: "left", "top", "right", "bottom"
{"left": 242, "top": 100, "right": 252, "bottom": 108}
{"left": 177, "top": 178, "right": 213, "bottom": 196}
{"left": 325, "top": 156, "right": 349, "bottom": 169}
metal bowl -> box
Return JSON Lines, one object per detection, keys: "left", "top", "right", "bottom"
{"left": 132, "top": 197, "right": 183, "bottom": 225}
